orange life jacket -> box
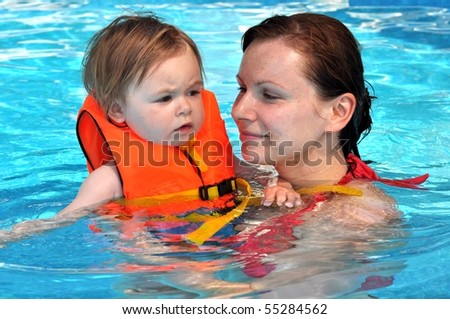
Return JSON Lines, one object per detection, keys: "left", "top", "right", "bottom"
{"left": 76, "top": 89, "right": 237, "bottom": 202}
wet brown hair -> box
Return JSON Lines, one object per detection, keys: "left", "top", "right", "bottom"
{"left": 82, "top": 11, "right": 204, "bottom": 112}
{"left": 241, "top": 13, "right": 374, "bottom": 158}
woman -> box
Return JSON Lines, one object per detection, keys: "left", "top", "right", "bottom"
{"left": 224, "top": 14, "right": 429, "bottom": 297}
{"left": 232, "top": 12, "right": 428, "bottom": 224}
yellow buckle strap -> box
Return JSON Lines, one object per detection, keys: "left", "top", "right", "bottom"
{"left": 117, "top": 179, "right": 237, "bottom": 207}
{"left": 185, "top": 182, "right": 362, "bottom": 245}
{"left": 117, "top": 180, "right": 361, "bottom": 246}
{"left": 185, "top": 178, "right": 251, "bottom": 245}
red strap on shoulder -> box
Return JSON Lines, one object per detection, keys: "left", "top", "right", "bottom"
{"left": 340, "top": 153, "right": 429, "bottom": 189}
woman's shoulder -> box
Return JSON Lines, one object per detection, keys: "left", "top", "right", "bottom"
{"left": 321, "top": 180, "right": 400, "bottom": 225}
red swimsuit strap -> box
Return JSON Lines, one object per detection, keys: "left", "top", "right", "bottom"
{"left": 339, "top": 153, "right": 429, "bottom": 189}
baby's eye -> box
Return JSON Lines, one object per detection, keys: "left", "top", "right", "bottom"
{"left": 157, "top": 95, "right": 172, "bottom": 103}
{"left": 188, "top": 90, "right": 201, "bottom": 97}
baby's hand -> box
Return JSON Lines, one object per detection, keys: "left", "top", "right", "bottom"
{"left": 262, "top": 185, "right": 302, "bottom": 208}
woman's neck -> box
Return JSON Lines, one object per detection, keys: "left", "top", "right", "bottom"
{"left": 275, "top": 151, "right": 349, "bottom": 189}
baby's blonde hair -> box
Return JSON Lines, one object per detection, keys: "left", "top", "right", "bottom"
{"left": 82, "top": 11, "right": 203, "bottom": 112}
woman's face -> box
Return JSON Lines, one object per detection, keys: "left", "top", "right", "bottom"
{"left": 232, "top": 39, "right": 334, "bottom": 166}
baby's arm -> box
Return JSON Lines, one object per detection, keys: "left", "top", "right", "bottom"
{"left": 262, "top": 176, "right": 302, "bottom": 207}
{"left": 0, "top": 163, "right": 122, "bottom": 246}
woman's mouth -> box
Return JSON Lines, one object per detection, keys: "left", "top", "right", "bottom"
{"left": 239, "top": 130, "right": 270, "bottom": 142}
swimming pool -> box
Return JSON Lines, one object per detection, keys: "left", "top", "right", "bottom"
{"left": 0, "top": 0, "right": 449, "bottom": 299}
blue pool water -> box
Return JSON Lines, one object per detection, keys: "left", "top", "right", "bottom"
{"left": 0, "top": 0, "right": 449, "bottom": 298}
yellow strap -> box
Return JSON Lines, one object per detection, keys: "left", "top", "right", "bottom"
{"left": 184, "top": 178, "right": 251, "bottom": 245}
{"left": 296, "top": 184, "right": 363, "bottom": 196}
{"left": 179, "top": 138, "right": 208, "bottom": 173}
{"left": 184, "top": 182, "right": 362, "bottom": 245}
{"left": 116, "top": 188, "right": 200, "bottom": 206}
{"left": 117, "top": 179, "right": 361, "bottom": 245}
{"left": 117, "top": 179, "right": 236, "bottom": 207}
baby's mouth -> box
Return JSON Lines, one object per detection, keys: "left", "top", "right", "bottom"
{"left": 172, "top": 124, "right": 195, "bottom": 144}
{"left": 176, "top": 124, "right": 193, "bottom": 133}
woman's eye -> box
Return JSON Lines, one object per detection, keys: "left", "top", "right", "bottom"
{"left": 263, "top": 92, "right": 278, "bottom": 100}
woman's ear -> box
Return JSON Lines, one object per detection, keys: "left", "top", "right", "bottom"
{"left": 107, "top": 102, "right": 126, "bottom": 124}
{"left": 327, "top": 93, "right": 356, "bottom": 132}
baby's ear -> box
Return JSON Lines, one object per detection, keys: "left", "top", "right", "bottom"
{"left": 327, "top": 93, "right": 356, "bottom": 132}
{"left": 107, "top": 102, "right": 125, "bottom": 124}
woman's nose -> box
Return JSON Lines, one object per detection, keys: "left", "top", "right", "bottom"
{"left": 232, "top": 93, "right": 257, "bottom": 122}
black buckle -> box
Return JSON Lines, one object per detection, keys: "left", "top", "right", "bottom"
{"left": 217, "top": 179, "right": 234, "bottom": 197}
{"left": 199, "top": 185, "right": 209, "bottom": 200}
{"left": 198, "top": 178, "right": 236, "bottom": 201}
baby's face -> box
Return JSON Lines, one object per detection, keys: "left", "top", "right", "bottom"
{"left": 121, "top": 49, "right": 204, "bottom": 146}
